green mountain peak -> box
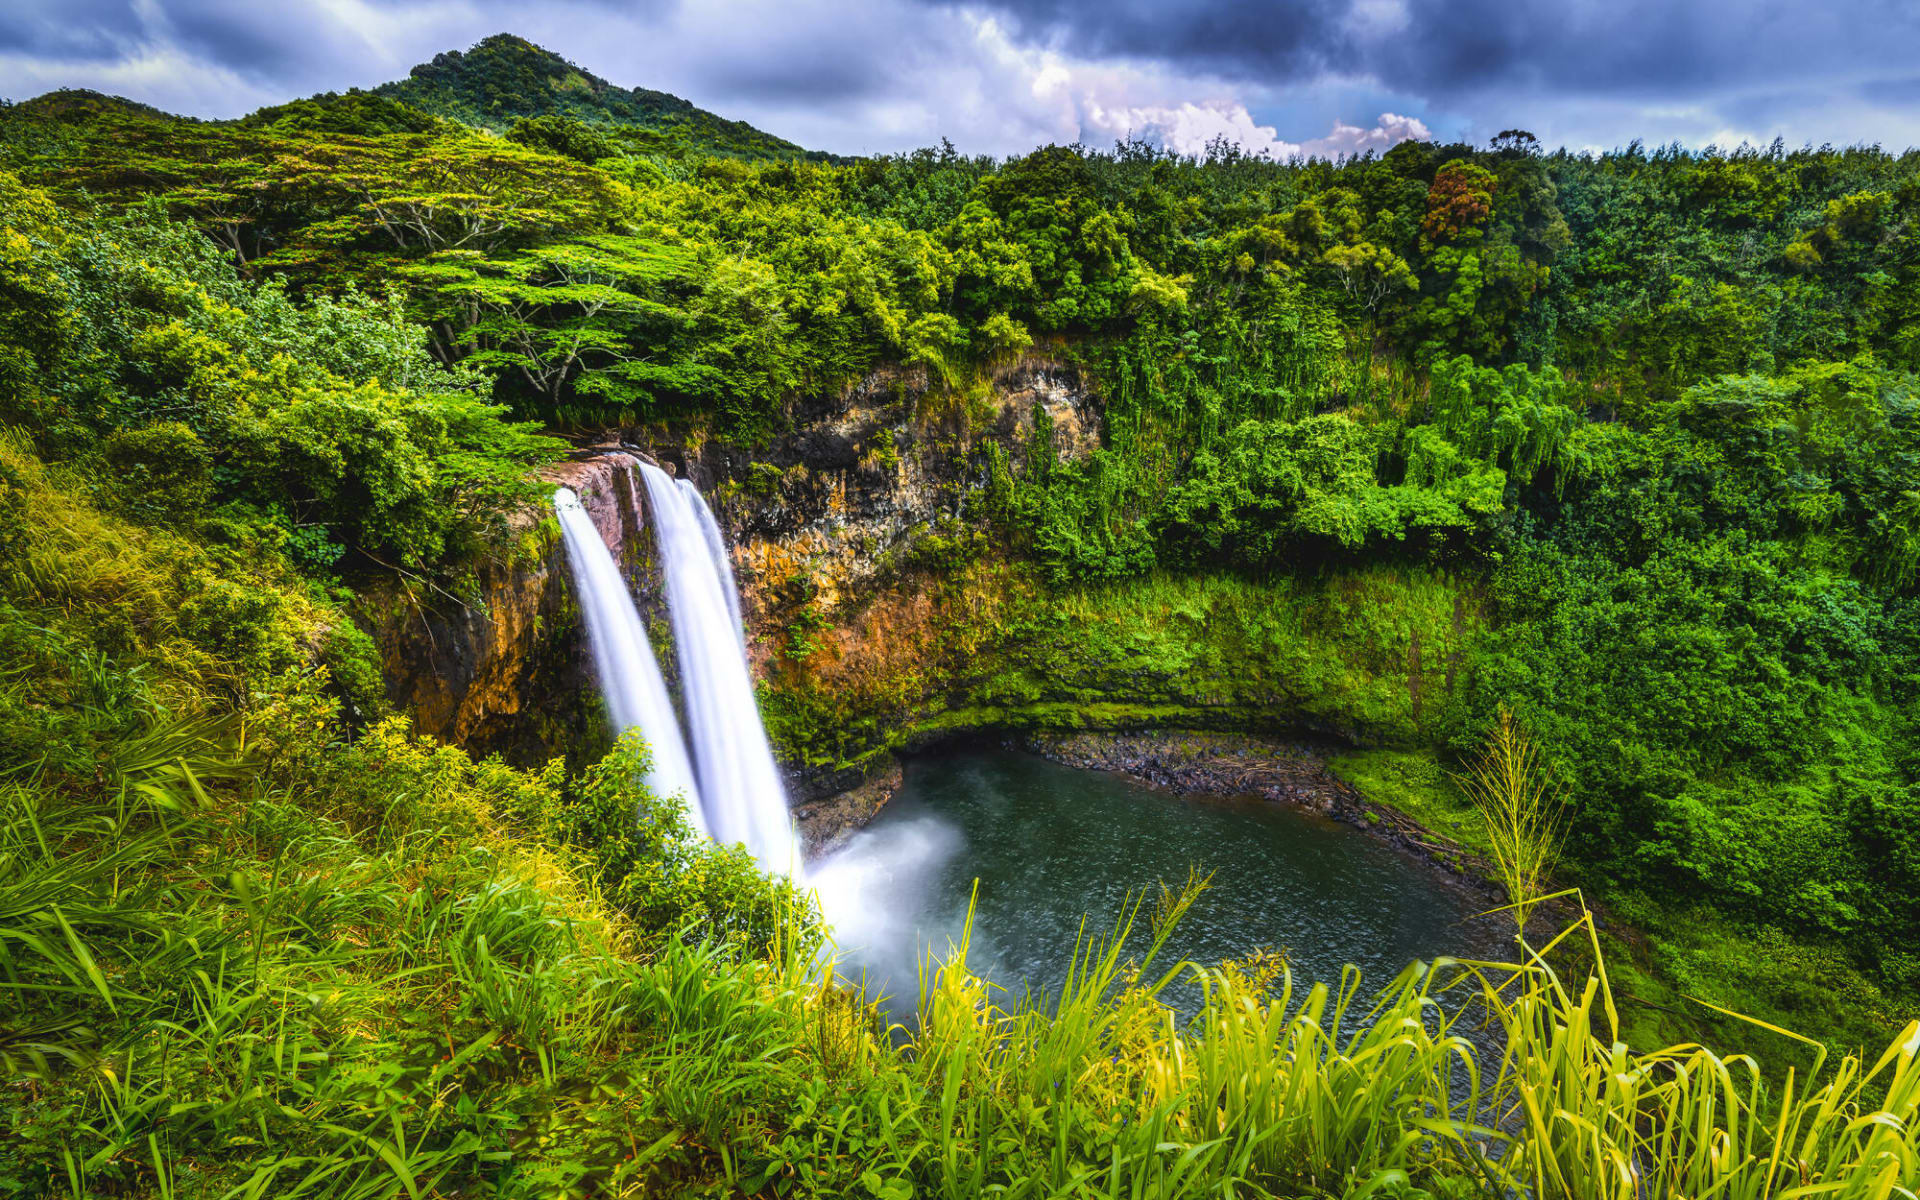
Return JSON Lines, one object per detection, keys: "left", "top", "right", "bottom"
{"left": 373, "top": 33, "right": 817, "bottom": 160}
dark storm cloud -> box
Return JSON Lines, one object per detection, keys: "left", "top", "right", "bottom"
{"left": 935, "top": 0, "right": 1920, "bottom": 103}
{"left": 1372, "top": 0, "right": 1866, "bottom": 98}
{"left": 0, "top": 0, "right": 396, "bottom": 90}
{"left": 1370, "top": 0, "right": 1714, "bottom": 96}
{"left": 5, "top": 0, "right": 1920, "bottom": 153}
{"left": 0, "top": 0, "right": 142, "bottom": 60}
{"left": 952, "top": 0, "right": 1361, "bottom": 80}
{"left": 6, "top": 0, "right": 1917, "bottom": 108}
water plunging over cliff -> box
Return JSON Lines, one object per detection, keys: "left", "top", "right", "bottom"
{"left": 679, "top": 478, "right": 745, "bottom": 649}
{"left": 636, "top": 462, "right": 801, "bottom": 875}
{"left": 555, "top": 471, "right": 799, "bottom": 873}
{"left": 552, "top": 487, "right": 707, "bottom": 836}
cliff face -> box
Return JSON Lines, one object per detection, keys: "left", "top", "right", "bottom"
{"left": 372, "top": 359, "right": 1091, "bottom": 768}
{"left": 648, "top": 357, "right": 1095, "bottom": 647}
{"left": 369, "top": 452, "right": 653, "bottom": 765}
{"left": 372, "top": 353, "right": 1481, "bottom": 815}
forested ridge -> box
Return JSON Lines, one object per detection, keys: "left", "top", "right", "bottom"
{"left": 1, "top": 35, "right": 1917, "bottom": 1197}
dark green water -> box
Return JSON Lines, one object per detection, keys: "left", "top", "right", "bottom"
{"left": 812, "top": 747, "right": 1507, "bottom": 1018}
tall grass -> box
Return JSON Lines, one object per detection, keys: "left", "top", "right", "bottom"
{"left": 4, "top": 704, "right": 1914, "bottom": 1197}
{"left": 1459, "top": 704, "right": 1568, "bottom": 935}
{"left": 885, "top": 885, "right": 1916, "bottom": 1199}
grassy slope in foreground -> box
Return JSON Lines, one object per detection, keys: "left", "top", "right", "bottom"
{"left": 7, "top": 734, "right": 1916, "bottom": 1197}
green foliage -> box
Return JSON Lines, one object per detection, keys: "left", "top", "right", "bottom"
{"left": 1459, "top": 706, "right": 1568, "bottom": 933}
{"left": 0, "top": 170, "right": 560, "bottom": 570}
{"left": 239, "top": 90, "right": 452, "bottom": 136}
{"left": 1417, "top": 355, "right": 1579, "bottom": 487}
{"left": 320, "top": 617, "right": 388, "bottom": 722}
{"left": 506, "top": 112, "right": 620, "bottom": 163}
{"left": 13, "top": 93, "right": 1920, "bottom": 423}
{"left": 10, "top": 61, "right": 1920, "bottom": 1152}
{"left": 0, "top": 698, "right": 827, "bottom": 1199}
{"left": 1400, "top": 355, "right": 1920, "bottom": 979}
{"left": 408, "top": 232, "right": 799, "bottom": 427}
{"left": 1474, "top": 527, "right": 1915, "bottom": 954}
{"left": 762, "top": 563, "right": 1483, "bottom": 775}
{"left": 545, "top": 731, "right": 816, "bottom": 953}
{"left": 961, "top": 146, "right": 1139, "bottom": 330}
{"left": 1156, "top": 413, "right": 1496, "bottom": 567}
{"left": 0, "top": 430, "right": 321, "bottom": 741}
{"left": 1658, "top": 358, "right": 1920, "bottom": 584}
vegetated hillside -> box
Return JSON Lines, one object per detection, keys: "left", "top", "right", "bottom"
{"left": 8, "top": 88, "right": 178, "bottom": 122}
{"left": 374, "top": 32, "right": 822, "bottom": 159}
{"left": 4, "top": 34, "right": 818, "bottom": 163}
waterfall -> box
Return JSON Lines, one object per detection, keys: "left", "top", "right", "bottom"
{"left": 638, "top": 463, "right": 800, "bottom": 875}
{"left": 677, "top": 478, "right": 745, "bottom": 648}
{"left": 551, "top": 487, "right": 707, "bottom": 836}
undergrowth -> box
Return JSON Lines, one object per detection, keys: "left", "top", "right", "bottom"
{"left": 1332, "top": 746, "right": 1917, "bottom": 1061}
{"left": 5, "top": 724, "right": 1916, "bottom": 1198}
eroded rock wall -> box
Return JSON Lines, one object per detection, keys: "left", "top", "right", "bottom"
{"left": 372, "top": 352, "right": 1480, "bottom": 821}
{"left": 373, "top": 358, "right": 1089, "bottom": 771}
{"left": 370, "top": 452, "right": 657, "bottom": 764}
{"left": 641, "top": 356, "right": 1091, "bottom": 634}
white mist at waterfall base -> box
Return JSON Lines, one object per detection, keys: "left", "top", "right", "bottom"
{"left": 678, "top": 478, "right": 744, "bottom": 649}
{"left": 809, "top": 815, "right": 968, "bottom": 1016}
{"left": 637, "top": 463, "right": 801, "bottom": 876}
{"left": 551, "top": 487, "right": 706, "bottom": 836}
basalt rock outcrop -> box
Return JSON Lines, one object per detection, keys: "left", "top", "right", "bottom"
{"left": 791, "top": 755, "right": 904, "bottom": 854}
{"left": 373, "top": 356, "right": 1095, "bottom": 772}
{"left": 638, "top": 356, "right": 1094, "bottom": 630}
{"left": 1022, "top": 729, "right": 1362, "bottom": 816}
{"left": 368, "top": 451, "right": 654, "bottom": 765}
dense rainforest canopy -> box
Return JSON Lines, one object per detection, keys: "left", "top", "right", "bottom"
{"left": 2, "top": 33, "right": 1917, "bottom": 1198}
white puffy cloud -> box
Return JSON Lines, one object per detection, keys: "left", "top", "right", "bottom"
{"left": 865, "top": 11, "right": 1429, "bottom": 159}
{"left": 1302, "top": 112, "right": 1431, "bottom": 158}
{"left": 1082, "top": 99, "right": 1304, "bottom": 158}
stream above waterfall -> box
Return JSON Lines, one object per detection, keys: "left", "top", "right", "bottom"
{"left": 812, "top": 746, "right": 1510, "bottom": 1021}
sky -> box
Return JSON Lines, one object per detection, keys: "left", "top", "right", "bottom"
{"left": 4, "top": 0, "right": 1920, "bottom": 159}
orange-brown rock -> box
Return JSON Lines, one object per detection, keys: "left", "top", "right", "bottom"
{"left": 373, "top": 358, "right": 1094, "bottom": 775}
{"left": 370, "top": 452, "right": 661, "bottom": 762}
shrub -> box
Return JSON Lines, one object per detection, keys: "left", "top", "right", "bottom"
{"left": 548, "top": 731, "right": 819, "bottom": 955}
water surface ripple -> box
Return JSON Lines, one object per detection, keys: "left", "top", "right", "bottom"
{"left": 814, "top": 747, "right": 1507, "bottom": 1021}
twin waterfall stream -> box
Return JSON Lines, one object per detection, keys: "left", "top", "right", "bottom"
{"left": 553, "top": 463, "right": 801, "bottom": 877}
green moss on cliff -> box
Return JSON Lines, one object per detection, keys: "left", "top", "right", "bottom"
{"left": 761, "top": 562, "right": 1486, "bottom": 773}
{"left": 1330, "top": 748, "right": 1486, "bottom": 854}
